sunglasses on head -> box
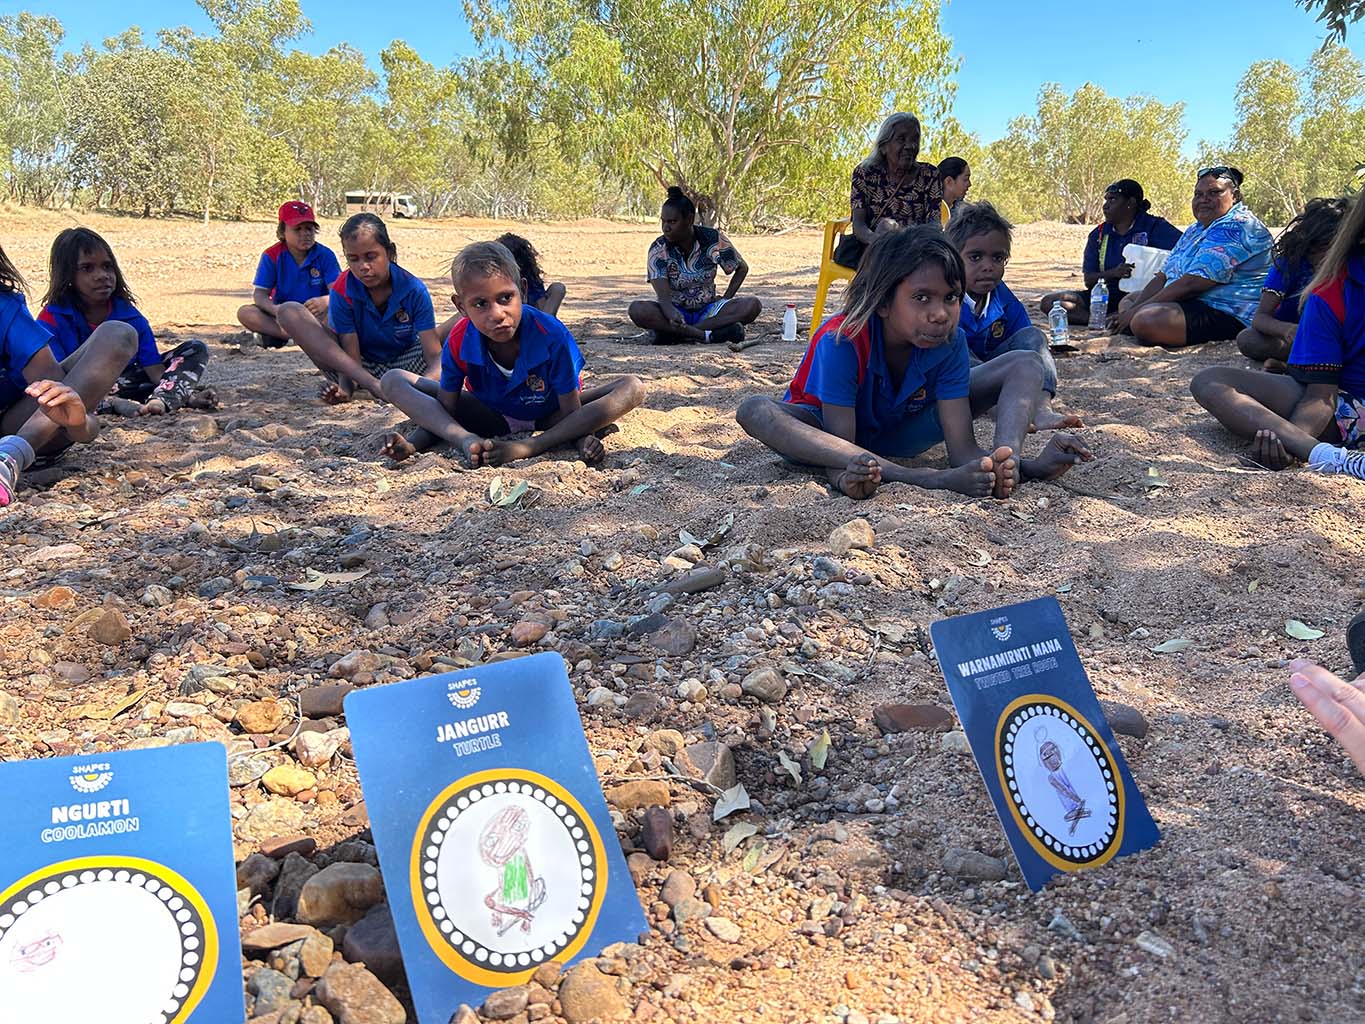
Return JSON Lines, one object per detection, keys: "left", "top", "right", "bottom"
{"left": 1197, "top": 165, "right": 1239, "bottom": 183}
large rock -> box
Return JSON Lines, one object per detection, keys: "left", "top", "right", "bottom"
{"left": 342, "top": 903, "right": 403, "bottom": 985}
{"left": 247, "top": 967, "right": 295, "bottom": 1016}
{"left": 271, "top": 852, "right": 319, "bottom": 919}
{"left": 1102, "top": 700, "right": 1150, "bottom": 739}
{"left": 314, "top": 962, "right": 405, "bottom": 1024}
{"left": 482, "top": 986, "right": 530, "bottom": 1020}
{"left": 740, "top": 667, "right": 787, "bottom": 704}
{"left": 299, "top": 930, "right": 335, "bottom": 978}
{"left": 263, "top": 764, "right": 318, "bottom": 798}
{"left": 942, "top": 847, "right": 1008, "bottom": 882}
{"left": 296, "top": 728, "right": 348, "bottom": 768}
{"left": 297, "top": 863, "right": 385, "bottom": 926}
{"left": 238, "top": 798, "right": 307, "bottom": 843}
{"left": 0, "top": 692, "right": 19, "bottom": 728}
{"left": 237, "top": 852, "right": 281, "bottom": 896}
{"left": 237, "top": 700, "right": 285, "bottom": 735}
{"left": 88, "top": 608, "right": 131, "bottom": 646}
{"left": 650, "top": 618, "right": 698, "bottom": 657}
{"left": 241, "top": 922, "right": 319, "bottom": 952}
{"left": 675, "top": 742, "right": 736, "bottom": 790}
{"left": 300, "top": 684, "right": 354, "bottom": 719}
{"left": 558, "top": 962, "right": 629, "bottom": 1023}
{"left": 873, "top": 703, "right": 953, "bottom": 734}
{"left": 828, "top": 517, "right": 875, "bottom": 556}
{"left": 605, "top": 780, "right": 670, "bottom": 810}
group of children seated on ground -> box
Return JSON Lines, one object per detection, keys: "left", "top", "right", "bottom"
{"left": 1, "top": 176, "right": 1364, "bottom": 507}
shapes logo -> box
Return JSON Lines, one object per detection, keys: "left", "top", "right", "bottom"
{"left": 447, "top": 682, "right": 482, "bottom": 710}
{"left": 990, "top": 617, "right": 1012, "bottom": 643}
{"left": 68, "top": 763, "right": 113, "bottom": 794}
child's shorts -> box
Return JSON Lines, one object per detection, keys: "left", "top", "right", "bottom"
{"left": 679, "top": 299, "right": 731, "bottom": 326}
{"left": 1336, "top": 390, "right": 1364, "bottom": 450}
{"left": 793, "top": 402, "right": 945, "bottom": 459}
{"left": 324, "top": 342, "right": 428, "bottom": 382}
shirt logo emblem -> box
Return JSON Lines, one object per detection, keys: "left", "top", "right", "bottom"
{"left": 526, "top": 374, "right": 546, "bottom": 394}
{"left": 396, "top": 309, "right": 410, "bottom": 324}
{"left": 990, "top": 320, "right": 1006, "bottom": 339}
{"left": 310, "top": 267, "right": 321, "bottom": 278}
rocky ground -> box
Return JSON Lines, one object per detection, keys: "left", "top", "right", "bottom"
{"left": 1, "top": 207, "right": 1363, "bottom": 1024}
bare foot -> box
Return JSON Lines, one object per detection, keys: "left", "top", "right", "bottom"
{"left": 484, "top": 437, "right": 538, "bottom": 467}
{"left": 575, "top": 434, "right": 606, "bottom": 464}
{"left": 104, "top": 396, "right": 145, "bottom": 417}
{"left": 321, "top": 381, "right": 353, "bottom": 405}
{"left": 381, "top": 431, "right": 417, "bottom": 463}
{"left": 139, "top": 398, "right": 168, "bottom": 416}
{"left": 830, "top": 453, "right": 881, "bottom": 499}
{"left": 459, "top": 436, "right": 495, "bottom": 468}
{"left": 937, "top": 455, "right": 996, "bottom": 498}
{"left": 1024, "top": 433, "right": 1094, "bottom": 481}
{"left": 990, "top": 445, "right": 1018, "bottom": 498}
{"left": 1031, "top": 407, "right": 1085, "bottom": 431}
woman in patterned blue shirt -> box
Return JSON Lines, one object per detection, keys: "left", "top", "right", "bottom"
{"left": 1110, "top": 167, "right": 1272, "bottom": 347}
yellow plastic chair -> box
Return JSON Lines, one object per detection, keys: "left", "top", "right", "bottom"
{"left": 810, "top": 218, "right": 856, "bottom": 340}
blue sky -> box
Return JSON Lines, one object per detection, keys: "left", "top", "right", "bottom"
{"left": 7, "top": 0, "right": 1359, "bottom": 156}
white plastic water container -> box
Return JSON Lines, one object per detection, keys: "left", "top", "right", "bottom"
{"left": 782, "top": 304, "right": 797, "bottom": 342}
{"left": 1120, "top": 243, "right": 1170, "bottom": 293}
{"left": 1088, "top": 280, "right": 1108, "bottom": 330}
{"left": 1048, "top": 303, "right": 1069, "bottom": 348}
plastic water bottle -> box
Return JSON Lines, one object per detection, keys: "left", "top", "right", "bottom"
{"left": 1048, "top": 302, "right": 1069, "bottom": 348}
{"left": 782, "top": 304, "right": 797, "bottom": 342}
{"left": 1088, "top": 280, "right": 1108, "bottom": 331}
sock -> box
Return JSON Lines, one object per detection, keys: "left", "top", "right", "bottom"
{"left": 1309, "top": 442, "right": 1341, "bottom": 469}
{"left": 703, "top": 330, "right": 711, "bottom": 342}
{"left": 0, "top": 435, "right": 35, "bottom": 472}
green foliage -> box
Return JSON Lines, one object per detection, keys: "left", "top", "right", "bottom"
{"left": 462, "top": 0, "right": 960, "bottom": 227}
{"left": 1202, "top": 44, "right": 1365, "bottom": 223}
{"left": 977, "top": 83, "right": 1191, "bottom": 226}
{"left": 1297, "top": 0, "right": 1365, "bottom": 39}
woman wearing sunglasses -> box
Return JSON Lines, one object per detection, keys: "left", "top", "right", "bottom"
{"left": 1109, "top": 166, "right": 1272, "bottom": 347}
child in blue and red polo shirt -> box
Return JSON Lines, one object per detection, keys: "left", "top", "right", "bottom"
{"left": 237, "top": 200, "right": 341, "bottom": 349}
{"left": 1191, "top": 194, "right": 1365, "bottom": 480}
{"left": 1236, "top": 197, "right": 1347, "bottom": 369}
{"left": 276, "top": 213, "right": 439, "bottom": 405}
{"left": 39, "top": 227, "right": 212, "bottom": 416}
{"left": 380, "top": 240, "right": 644, "bottom": 468}
{"left": 0, "top": 239, "right": 133, "bottom": 505}
{"left": 736, "top": 226, "right": 1091, "bottom": 501}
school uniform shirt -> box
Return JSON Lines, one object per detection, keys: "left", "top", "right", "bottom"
{"left": 1161, "top": 203, "right": 1273, "bottom": 325}
{"left": 38, "top": 298, "right": 161, "bottom": 371}
{"left": 440, "top": 305, "right": 585, "bottom": 420}
{"left": 328, "top": 264, "right": 436, "bottom": 363}
{"left": 1263, "top": 258, "right": 1314, "bottom": 323}
{"left": 958, "top": 282, "right": 1033, "bottom": 360}
{"left": 1288, "top": 251, "right": 1365, "bottom": 397}
{"left": 0, "top": 291, "right": 54, "bottom": 408}
{"left": 252, "top": 241, "right": 340, "bottom": 304}
{"left": 1081, "top": 212, "right": 1182, "bottom": 276}
{"left": 785, "top": 312, "right": 971, "bottom": 445}
{"left": 646, "top": 226, "right": 741, "bottom": 312}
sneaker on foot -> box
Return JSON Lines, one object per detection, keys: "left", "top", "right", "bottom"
{"left": 1309, "top": 444, "right": 1365, "bottom": 480}
{"left": 711, "top": 323, "right": 744, "bottom": 346}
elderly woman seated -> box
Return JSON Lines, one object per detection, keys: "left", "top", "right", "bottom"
{"left": 1109, "top": 166, "right": 1272, "bottom": 347}
{"left": 834, "top": 112, "right": 943, "bottom": 269}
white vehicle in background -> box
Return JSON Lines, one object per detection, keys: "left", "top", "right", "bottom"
{"left": 343, "top": 191, "right": 420, "bottom": 218}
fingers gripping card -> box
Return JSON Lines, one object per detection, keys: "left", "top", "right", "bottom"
{"left": 0, "top": 743, "right": 244, "bottom": 1023}
{"left": 345, "top": 652, "right": 648, "bottom": 1023}
{"left": 929, "top": 597, "right": 1160, "bottom": 891}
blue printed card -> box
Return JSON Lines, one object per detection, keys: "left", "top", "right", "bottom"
{"left": 0, "top": 742, "right": 244, "bottom": 1023}
{"left": 930, "top": 597, "right": 1161, "bottom": 891}
{"left": 346, "top": 652, "right": 648, "bottom": 1023}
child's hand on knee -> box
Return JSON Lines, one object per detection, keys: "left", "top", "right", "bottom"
{"left": 27, "top": 380, "right": 89, "bottom": 432}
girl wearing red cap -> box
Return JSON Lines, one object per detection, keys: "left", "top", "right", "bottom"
{"left": 236, "top": 201, "right": 341, "bottom": 348}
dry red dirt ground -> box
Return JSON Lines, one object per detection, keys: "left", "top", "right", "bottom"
{"left": 1, "top": 207, "right": 1362, "bottom": 1024}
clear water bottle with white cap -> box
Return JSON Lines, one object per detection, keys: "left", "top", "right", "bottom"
{"left": 1088, "top": 280, "right": 1108, "bottom": 331}
{"left": 782, "top": 303, "right": 797, "bottom": 342}
{"left": 1048, "top": 302, "right": 1069, "bottom": 348}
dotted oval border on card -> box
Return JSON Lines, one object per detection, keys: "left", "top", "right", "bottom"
{"left": 409, "top": 768, "right": 609, "bottom": 988}
{"left": 0, "top": 855, "right": 218, "bottom": 1023}
{"left": 993, "top": 696, "right": 1125, "bottom": 872}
